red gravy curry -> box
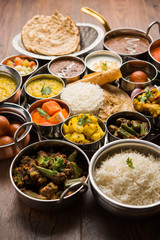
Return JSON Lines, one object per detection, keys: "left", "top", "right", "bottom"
{"left": 105, "top": 35, "right": 149, "bottom": 55}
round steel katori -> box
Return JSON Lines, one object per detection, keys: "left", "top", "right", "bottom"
{"left": 89, "top": 139, "right": 160, "bottom": 218}
{"left": 1, "top": 54, "right": 39, "bottom": 84}
{"left": 0, "top": 64, "right": 22, "bottom": 103}
{"left": 61, "top": 114, "right": 107, "bottom": 152}
{"left": 48, "top": 55, "right": 86, "bottom": 83}
{"left": 106, "top": 111, "right": 151, "bottom": 142}
{"left": 28, "top": 98, "right": 70, "bottom": 139}
{"left": 10, "top": 122, "right": 89, "bottom": 211}
{"left": 24, "top": 74, "right": 65, "bottom": 104}
{"left": 120, "top": 60, "right": 158, "bottom": 94}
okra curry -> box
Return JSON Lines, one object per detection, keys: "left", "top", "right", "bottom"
{"left": 13, "top": 149, "right": 87, "bottom": 200}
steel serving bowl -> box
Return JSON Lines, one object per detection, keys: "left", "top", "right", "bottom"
{"left": 148, "top": 39, "right": 160, "bottom": 73}
{"left": 89, "top": 139, "right": 160, "bottom": 218}
{"left": 1, "top": 54, "right": 39, "bottom": 84}
{"left": 120, "top": 60, "right": 158, "bottom": 94}
{"left": 103, "top": 27, "right": 152, "bottom": 60}
{"left": 106, "top": 111, "right": 151, "bottom": 142}
{"left": 85, "top": 50, "right": 122, "bottom": 73}
{"left": 48, "top": 55, "right": 86, "bottom": 83}
{"left": 10, "top": 128, "right": 89, "bottom": 211}
{"left": 24, "top": 74, "right": 65, "bottom": 104}
{"left": 0, "top": 102, "right": 31, "bottom": 160}
{"left": 28, "top": 98, "right": 70, "bottom": 139}
{"left": 132, "top": 90, "right": 160, "bottom": 129}
{"left": 61, "top": 114, "right": 107, "bottom": 152}
{"left": 0, "top": 64, "right": 22, "bottom": 103}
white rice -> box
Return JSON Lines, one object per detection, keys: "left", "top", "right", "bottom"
{"left": 94, "top": 150, "right": 160, "bottom": 206}
{"left": 60, "top": 82, "right": 104, "bottom": 115}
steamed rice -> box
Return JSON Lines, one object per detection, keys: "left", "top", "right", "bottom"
{"left": 60, "top": 82, "right": 104, "bottom": 115}
{"left": 94, "top": 150, "right": 160, "bottom": 206}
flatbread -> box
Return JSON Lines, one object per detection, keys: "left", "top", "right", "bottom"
{"left": 98, "top": 84, "right": 134, "bottom": 122}
{"left": 21, "top": 10, "right": 80, "bottom": 56}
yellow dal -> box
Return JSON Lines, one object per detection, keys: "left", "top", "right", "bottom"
{"left": 26, "top": 78, "right": 63, "bottom": 98}
{"left": 0, "top": 74, "right": 17, "bottom": 101}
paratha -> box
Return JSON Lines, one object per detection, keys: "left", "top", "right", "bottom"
{"left": 98, "top": 84, "right": 134, "bottom": 122}
{"left": 21, "top": 10, "right": 80, "bottom": 56}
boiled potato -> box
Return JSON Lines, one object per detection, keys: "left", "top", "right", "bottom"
{"left": 68, "top": 117, "right": 79, "bottom": 133}
{"left": 63, "top": 123, "right": 70, "bottom": 134}
{"left": 91, "top": 132, "right": 103, "bottom": 141}
{"left": 83, "top": 123, "right": 98, "bottom": 138}
{"left": 64, "top": 133, "right": 72, "bottom": 141}
{"left": 87, "top": 114, "right": 98, "bottom": 124}
{"left": 70, "top": 132, "right": 86, "bottom": 144}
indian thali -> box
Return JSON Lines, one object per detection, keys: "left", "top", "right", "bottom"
{"left": 0, "top": 8, "right": 160, "bottom": 216}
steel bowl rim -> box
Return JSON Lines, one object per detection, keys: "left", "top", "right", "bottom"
{"left": 48, "top": 55, "right": 86, "bottom": 79}
{"left": 1, "top": 54, "right": 39, "bottom": 77}
{"left": 0, "top": 102, "right": 32, "bottom": 148}
{"left": 89, "top": 139, "right": 160, "bottom": 209}
{"left": 103, "top": 27, "right": 153, "bottom": 56}
{"left": 24, "top": 73, "right": 65, "bottom": 100}
{"left": 120, "top": 59, "right": 158, "bottom": 85}
{"left": 106, "top": 110, "right": 152, "bottom": 140}
{"left": 61, "top": 114, "right": 107, "bottom": 146}
{"left": 10, "top": 139, "right": 89, "bottom": 203}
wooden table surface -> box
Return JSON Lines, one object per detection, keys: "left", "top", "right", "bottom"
{"left": 0, "top": 0, "right": 160, "bottom": 239}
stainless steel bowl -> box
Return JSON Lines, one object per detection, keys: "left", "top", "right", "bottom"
{"left": 89, "top": 139, "right": 160, "bottom": 218}
{"left": 48, "top": 55, "right": 86, "bottom": 83}
{"left": 28, "top": 98, "right": 70, "bottom": 139}
{"left": 1, "top": 54, "right": 39, "bottom": 84}
{"left": 85, "top": 50, "right": 122, "bottom": 73}
{"left": 120, "top": 60, "right": 158, "bottom": 94}
{"left": 10, "top": 132, "right": 89, "bottom": 210}
{"left": 106, "top": 111, "right": 151, "bottom": 142}
{"left": 61, "top": 114, "right": 107, "bottom": 152}
{"left": 103, "top": 27, "right": 152, "bottom": 60}
{"left": 0, "top": 64, "right": 22, "bottom": 103}
{"left": 24, "top": 74, "right": 65, "bottom": 104}
{"left": 0, "top": 102, "right": 31, "bottom": 160}
{"left": 148, "top": 39, "right": 160, "bottom": 73}
{"left": 132, "top": 90, "right": 160, "bottom": 129}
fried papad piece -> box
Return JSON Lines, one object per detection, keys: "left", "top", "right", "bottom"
{"left": 98, "top": 84, "right": 134, "bottom": 122}
{"left": 21, "top": 10, "right": 80, "bottom": 56}
{"left": 78, "top": 67, "right": 122, "bottom": 85}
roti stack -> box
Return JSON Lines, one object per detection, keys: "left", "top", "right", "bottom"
{"left": 21, "top": 10, "right": 80, "bottom": 56}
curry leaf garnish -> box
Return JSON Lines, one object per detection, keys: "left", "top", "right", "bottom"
{"left": 101, "top": 62, "right": 107, "bottom": 71}
{"left": 126, "top": 157, "right": 134, "bottom": 169}
{"left": 41, "top": 85, "right": 51, "bottom": 95}
{"left": 78, "top": 115, "right": 91, "bottom": 126}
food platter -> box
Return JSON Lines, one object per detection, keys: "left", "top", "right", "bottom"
{"left": 12, "top": 23, "right": 104, "bottom": 60}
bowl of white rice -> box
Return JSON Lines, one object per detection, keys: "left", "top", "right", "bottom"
{"left": 89, "top": 139, "right": 160, "bottom": 218}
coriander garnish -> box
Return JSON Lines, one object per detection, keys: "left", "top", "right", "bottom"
{"left": 37, "top": 108, "right": 50, "bottom": 120}
{"left": 101, "top": 62, "right": 107, "bottom": 71}
{"left": 41, "top": 85, "right": 51, "bottom": 95}
{"left": 126, "top": 157, "right": 134, "bottom": 169}
{"left": 78, "top": 115, "right": 91, "bottom": 126}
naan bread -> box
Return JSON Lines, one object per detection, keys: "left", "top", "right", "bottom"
{"left": 21, "top": 10, "right": 80, "bottom": 56}
{"left": 98, "top": 84, "right": 134, "bottom": 122}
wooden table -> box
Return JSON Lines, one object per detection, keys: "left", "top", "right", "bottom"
{"left": 0, "top": 0, "right": 160, "bottom": 239}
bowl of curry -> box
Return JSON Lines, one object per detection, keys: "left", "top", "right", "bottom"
{"left": 0, "top": 64, "right": 22, "bottom": 103}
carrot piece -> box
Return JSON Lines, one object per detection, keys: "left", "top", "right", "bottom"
{"left": 61, "top": 108, "right": 69, "bottom": 119}
{"left": 42, "top": 100, "right": 62, "bottom": 116}
{"left": 6, "top": 60, "right": 14, "bottom": 66}
{"left": 31, "top": 109, "right": 50, "bottom": 125}
{"left": 48, "top": 111, "right": 65, "bottom": 125}
{"left": 14, "top": 57, "right": 24, "bottom": 66}
{"left": 28, "top": 61, "right": 36, "bottom": 68}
